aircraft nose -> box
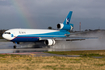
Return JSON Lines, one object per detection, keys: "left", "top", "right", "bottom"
{"left": 2, "top": 34, "right": 7, "bottom": 39}
{"left": 2, "top": 33, "right": 14, "bottom": 40}
{"left": 2, "top": 34, "right": 11, "bottom": 40}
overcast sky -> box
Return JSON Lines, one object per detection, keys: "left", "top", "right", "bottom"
{"left": 0, "top": 0, "right": 105, "bottom": 31}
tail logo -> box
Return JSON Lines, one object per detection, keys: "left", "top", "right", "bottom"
{"left": 66, "top": 18, "right": 70, "bottom": 24}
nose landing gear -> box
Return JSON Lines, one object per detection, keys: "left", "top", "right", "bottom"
{"left": 13, "top": 45, "right": 16, "bottom": 49}
{"left": 13, "top": 42, "right": 19, "bottom": 49}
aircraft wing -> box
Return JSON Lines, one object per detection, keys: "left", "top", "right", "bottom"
{"left": 39, "top": 37, "right": 98, "bottom": 41}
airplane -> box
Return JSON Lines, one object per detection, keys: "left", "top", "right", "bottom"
{"left": 2, "top": 11, "right": 96, "bottom": 49}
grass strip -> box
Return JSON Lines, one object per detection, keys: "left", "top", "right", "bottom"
{"left": 46, "top": 50, "right": 105, "bottom": 57}
{"left": 0, "top": 53, "right": 105, "bottom": 70}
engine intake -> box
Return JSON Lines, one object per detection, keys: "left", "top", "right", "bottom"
{"left": 44, "top": 39, "right": 55, "bottom": 46}
{"left": 57, "top": 23, "right": 73, "bottom": 31}
{"left": 57, "top": 23, "right": 64, "bottom": 29}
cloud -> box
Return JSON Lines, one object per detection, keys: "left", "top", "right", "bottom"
{"left": 0, "top": 0, "right": 12, "bottom": 6}
{"left": 0, "top": 0, "right": 105, "bottom": 30}
{"left": 18, "top": 0, "right": 105, "bottom": 19}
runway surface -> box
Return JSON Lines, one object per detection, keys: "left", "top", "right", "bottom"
{"left": 0, "top": 41, "right": 81, "bottom": 57}
{"left": 0, "top": 48, "right": 80, "bottom": 57}
{"left": 7, "top": 52, "right": 80, "bottom": 57}
{"left": 1, "top": 31, "right": 105, "bottom": 57}
{"left": 0, "top": 37, "right": 105, "bottom": 57}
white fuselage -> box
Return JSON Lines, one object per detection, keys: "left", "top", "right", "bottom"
{"left": 2, "top": 29, "right": 68, "bottom": 42}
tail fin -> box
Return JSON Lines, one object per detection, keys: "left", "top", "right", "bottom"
{"left": 63, "top": 11, "right": 73, "bottom": 24}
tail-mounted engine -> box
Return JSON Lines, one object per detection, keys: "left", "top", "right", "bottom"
{"left": 44, "top": 39, "right": 55, "bottom": 46}
{"left": 57, "top": 23, "right": 73, "bottom": 31}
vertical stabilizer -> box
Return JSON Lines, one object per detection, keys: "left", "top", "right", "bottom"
{"left": 57, "top": 11, "right": 73, "bottom": 31}
{"left": 63, "top": 11, "right": 73, "bottom": 24}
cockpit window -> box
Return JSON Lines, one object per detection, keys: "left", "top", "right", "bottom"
{"left": 4, "top": 32, "right": 11, "bottom": 34}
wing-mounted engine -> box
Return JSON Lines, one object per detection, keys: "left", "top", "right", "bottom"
{"left": 44, "top": 39, "right": 55, "bottom": 46}
{"left": 57, "top": 23, "right": 73, "bottom": 31}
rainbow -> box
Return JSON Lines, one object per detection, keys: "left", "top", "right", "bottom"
{"left": 11, "top": 0, "right": 36, "bottom": 28}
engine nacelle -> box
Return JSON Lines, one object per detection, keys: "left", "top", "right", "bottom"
{"left": 44, "top": 39, "right": 55, "bottom": 46}
{"left": 57, "top": 23, "right": 73, "bottom": 31}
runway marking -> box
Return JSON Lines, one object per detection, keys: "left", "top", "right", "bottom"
{"left": 0, "top": 52, "right": 80, "bottom": 57}
{"left": 0, "top": 52, "right": 42, "bottom": 55}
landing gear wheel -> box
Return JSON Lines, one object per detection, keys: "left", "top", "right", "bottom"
{"left": 13, "top": 45, "right": 16, "bottom": 49}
